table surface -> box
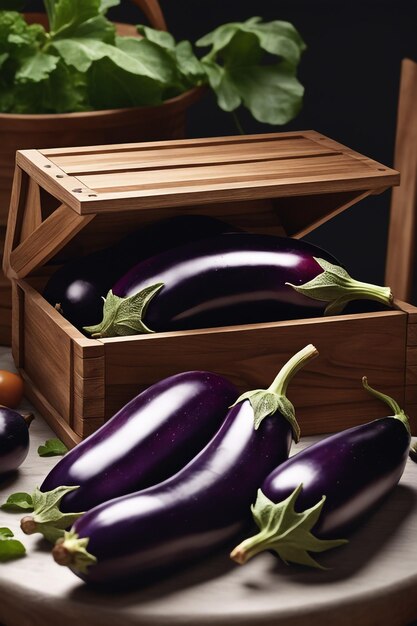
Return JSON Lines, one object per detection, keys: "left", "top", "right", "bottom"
{"left": 0, "top": 345, "right": 417, "bottom": 626}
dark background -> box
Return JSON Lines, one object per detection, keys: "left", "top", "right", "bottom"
{"left": 26, "top": 0, "right": 417, "bottom": 290}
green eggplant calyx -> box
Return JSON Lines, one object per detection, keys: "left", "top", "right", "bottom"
{"left": 19, "top": 486, "right": 84, "bottom": 544}
{"left": 286, "top": 257, "right": 393, "bottom": 315}
{"left": 362, "top": 377, "right": 411, "bottom": 436}
{"left": 230, "top": 485, "right": 348, "bottom": 569}
{"left": 409, "top": 442, "right": 417, "bottom": 463}
{"left": 83, "top": 283, "right": 164, "bottom": 338}
{"left": 53, "top": 530, "right": 96, "bottom": 574}
{"left": 230, "top": 344, "right": 318, "bottom": 441}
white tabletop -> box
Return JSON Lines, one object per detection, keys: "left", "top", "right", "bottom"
{"left": 0, "top": 345, "right": 417, "bottom": 626}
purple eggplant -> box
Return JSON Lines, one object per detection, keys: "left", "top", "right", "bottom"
{"left": 231, "top": 378, "right": 411, "bottom": 569}
{"left": 0, "top": 407, "right": 34, "bottom": 475}
{"left": 18, "top": 371, "right": 237, "bottom": 542}
{"left": 52, "top": 345, "right": 318, "bottom": 584}
{"left": 84, "top": 233, "right": 393, "bottom": 338}
{"left": 43, "top": 215, "right": 237, "bottom": 330}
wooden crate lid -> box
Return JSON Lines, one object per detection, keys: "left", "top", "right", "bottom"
{"left": 16, "top": 130, "right": 398, "bottom": 213}
{"left": 4, "top": 130, "right": 399, "bottom": 280}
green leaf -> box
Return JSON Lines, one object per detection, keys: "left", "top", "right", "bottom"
{"left": 0, "top": 51, "right": 8, "bottom": 67}
{"left": 1, "top": 492, "right": 34, "bottom": 512}
{"left": 0, "top": 527, "right": 26, "bottom": 561}
{"left": 87, "top": 56, "right": 162, "bottom": 109}
{"left": 38, "top": 438, "right": 68, "bottom": 457}
{"left": 229, "top": 62, "right": 304, "bottom": 125}
{"left": 174, "top": 40, "right": 206, "bottom": 83}
{"left": 99, "top": 0, "right": 120, "bottom": 13}
{"left": 15, "top": 50, "right": 60, "bottom": 82}
{"left": 47, "top": 0, "right": 101, "bottom": 36}
{"left": 115, "top": 36, "right": 179, "bottom": 85}
{"left": 230, "top": 486, "right": 347, "bottom": 568}
{"left": 202, "top": 61, "right": 241, "bottom": 111}
{"left": 197, "top": 17, "right": 306, "bottom": 126}
{"left": 136, "top": 24, "right": 176, "bottom": 50}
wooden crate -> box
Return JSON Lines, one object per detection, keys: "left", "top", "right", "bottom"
{"left": 3, "top": 130, "right": 414, "bottom": 449}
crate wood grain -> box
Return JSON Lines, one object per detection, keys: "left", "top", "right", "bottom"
{"left": 3, "top": 130, "right": 410, "bottom": 448}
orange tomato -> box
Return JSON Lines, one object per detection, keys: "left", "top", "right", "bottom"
{"left": 0, "top": 370, "right": 24, "bottom": 409}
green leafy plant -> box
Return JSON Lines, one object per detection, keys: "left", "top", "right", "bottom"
{"left": 0, "top": 0, "right": 306, "bottom": 125}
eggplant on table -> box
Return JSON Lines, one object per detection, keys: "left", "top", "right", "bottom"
{"left": 10, "top": 371, "right": 237, "bottom": 542}
{"left": 0, "top": 406, "right": 34, "bottom": 475}
{"left": 51, "top": 345, "right": 318, "bottom": 585}
{"left": 43, "top": 214, "right": 237, "bottom": 330}
{"left": 84, "top": 232, "right": 393, "bottom": 338}
{"left": 230, "top": 378, "right": 412, "bottom": 569}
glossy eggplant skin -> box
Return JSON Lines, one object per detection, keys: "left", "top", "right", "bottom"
{"left": 262, "top": 416, "right": 411, "bottom": 537}
{"left": 69, "top": 400, "right": 292, "bottom": 584}
{"left": 113, "top": 233, "right": 339, "bottom": 332}
{"left": 0, "top": 407, "right": 30, "bottom": 475}
{"left": 41, "top": 371, "right": 237, "bottom": 513}
{"left": 43, "top": 215, "right": 236, "bottom": 329}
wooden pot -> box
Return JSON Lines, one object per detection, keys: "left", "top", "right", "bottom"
{"left": 0, "top": 0, "right": 204, "bottom": 345}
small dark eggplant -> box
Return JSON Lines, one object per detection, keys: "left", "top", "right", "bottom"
{"left": 0, "top": 406, "right": 34, "bottom": 475}
{"left": 230, "top": 378, "right": 411, "bottom": 569}
{"left": 84, "top": 233, "right": 393, "bottom": 338}
{"left": 43, "top": 214, "right": 237, "bottom": 330}
{"left": 19, "top": 371, "right": 237, "bottom": 542}
{"left": 52, "top": 345, "right": 318, "bottom": 585}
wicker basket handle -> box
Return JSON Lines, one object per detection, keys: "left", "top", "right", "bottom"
{"left": 130, "top": 0, "right": 168, "bottom": 31}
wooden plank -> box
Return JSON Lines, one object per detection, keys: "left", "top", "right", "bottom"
{"left": 101, "top": 311, "right": 407, "bottom": 434}
{"left": 275, "top": 190, "right": 372, "bottom": 238}
{"left": 11, "top": 281, "right": 24, "bottom": 367}
{"left": 2, "top": 166, "right": 29, "bottom": 278}
{"left": 19, "top": 177, "right": 42, "bottom": 243}
{"left": 9, "top": 204, "right": 95, "bottom": 279}
{"left": 19, "top": 369, "right": 81, "bottom": 449}
{"left": 67, "top": 171, "right": 399, "bottom": 214}
{"left": 76, "top": 154, "right": 385, "bottom": 192}
{"left": 39, "top": 131, "right": 317, "bottom": 156}
{"left": 48, "top": 137, "right": 338, "bottom": 175}
{"left": 20, "top": 282, "right": 75, "bottom": 426}
{"left": 385, "top": 58, "right": 417, "bottom": 302}
{"left": 72, "top": 335, "right": 105, "bottom": 436}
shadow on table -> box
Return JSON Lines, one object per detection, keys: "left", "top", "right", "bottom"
{"left": 265, "top": 483, "right": 417, "bottom": 586}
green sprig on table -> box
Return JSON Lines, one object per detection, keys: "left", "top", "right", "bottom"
{"left": 0, "top": 0, "right": 305, "bottom": 125}
{"left": 37, "top": 438, "right": 68, "bottom": 457}
{"left": 0, "top": 527, "right": 26, "bottom": 561}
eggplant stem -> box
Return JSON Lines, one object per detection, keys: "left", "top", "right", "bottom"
{"left": 52, "top": 530, "right": 97, "bottom": 574}
{"left": 20, "top": 516, "right": 37, "bottom": 535}
{"left": 22, "top": 412, "right": 35, "bottom": 427}
{"left": 230, "top": 344, "right": 318, "bottom": 441}
{"left": 362, "top": 377, "right": 410, "bottom": 435}
{"left": 268, "top": 344, "right": 319, "bottom": 396}
{"left": 286, "top": 258, "right": 393, "bottom": 315}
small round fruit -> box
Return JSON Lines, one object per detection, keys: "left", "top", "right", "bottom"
{"left": 0, "top": 407, "right": 31, "bottom": 474}
{"left": 0, "top": 370, "right": 24, "bottom": 408}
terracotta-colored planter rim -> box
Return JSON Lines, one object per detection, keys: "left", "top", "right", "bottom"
{"left": 0, "top": 86, "right": 205, "bottom": 127}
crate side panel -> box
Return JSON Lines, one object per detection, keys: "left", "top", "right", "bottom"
{"left": 103, "top": 312, "right": 407, "bottom": 435}
{"left": 23, "top": 290, "right": 73, "bottom": 424}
